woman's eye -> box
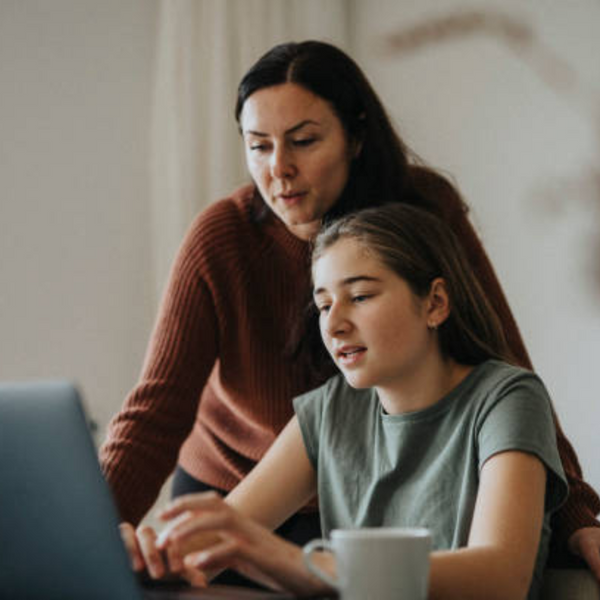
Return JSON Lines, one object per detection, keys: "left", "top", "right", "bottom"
{"left": 352, "top": 294, "right": 371, "bottom": 304}
{"left": 317, "top": 304, "right": 331, "bottom": 314}
{"left": 249, "top": 144, "right": 269, "bottom": 152}
{"left": 292, "top": 138, "right": 316, "bottom": 147}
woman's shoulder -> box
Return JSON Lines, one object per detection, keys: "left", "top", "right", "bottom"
{"left": 177, "top": 184, "right": 271, "bottom": 257}
{"left": 189, "top": 184, "right": 258, "bottom": 234}
{"left": 164, "top": 184, "right": 265, "bottom": 279}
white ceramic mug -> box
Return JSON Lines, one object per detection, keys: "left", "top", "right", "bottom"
{"left": 303, "top": 527, "right": 431, "bottom": 600}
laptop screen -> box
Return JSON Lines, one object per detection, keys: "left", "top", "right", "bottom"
{"left": 0, "top": 381, "right": 296, "bottom": 600}
{"left": 0, "top": 381, "right": 145, "bottom": 600}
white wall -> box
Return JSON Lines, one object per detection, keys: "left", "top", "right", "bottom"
{"left": 352, "top": 0, "right": 600, "bottom": 491}
{"left": 0, "top": 0, "right": 159, "bottom": 437}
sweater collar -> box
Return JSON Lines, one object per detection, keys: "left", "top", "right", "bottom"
{"left": 261, "top": 206, "right": 311, "bottom": 265}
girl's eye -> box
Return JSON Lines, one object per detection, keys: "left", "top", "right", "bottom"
{"left": 352, "top": 294, "right": 373, "bottom": 304}
{"left": 317, "top": 304, "right": 331, "bottom": 314}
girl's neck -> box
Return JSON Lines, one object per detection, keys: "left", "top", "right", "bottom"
{"left": 376, "top": 356, "right": 473, "bottom": 416}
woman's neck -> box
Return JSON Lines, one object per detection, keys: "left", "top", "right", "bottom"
{"left": 376, "top": 355, "right": 473, "bottom": 416}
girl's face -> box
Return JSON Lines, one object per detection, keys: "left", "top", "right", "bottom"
{"left": 240, "top": 82, "right": 355, "bottom": 241}
{"left": 313, "top": 237, "right": 442, "bottom": 395}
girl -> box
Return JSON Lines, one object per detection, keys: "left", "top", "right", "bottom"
{"left": 141, "top": 203, "right": 568, "bottom": 599}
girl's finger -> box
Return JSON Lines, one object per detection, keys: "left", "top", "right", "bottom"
{"left": 182, "top": 566, "right": 210, "bottom": 589}
{"left": 159, "top": 491, "right": 223, "bottom": 520}
{"left": 157, "top": 509, "right": 233, "bottom": 549}
{"left": 119, "top": 522, "right": 144, "bottom": 571}
{"left": 136, "top": 525, "right": 166, "bottom": 579}
{"left": 165, "top": 540, "right": 184, "bottom": 574}
{"left": 185, "top": 537, "right": 240, "bottom": 572}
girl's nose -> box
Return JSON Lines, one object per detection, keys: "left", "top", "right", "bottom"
{"left": 325, "top": 304, "right": 351, "bottom": 337}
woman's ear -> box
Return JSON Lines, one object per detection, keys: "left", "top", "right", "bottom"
{"left": 348, "top": 136, "right": 363, "bottom": 160}
{"left": 351, "top": 113, "right": 366, "bottom": 158}
{"left": 426, "top": 278, "right": 451, "bottom": 330}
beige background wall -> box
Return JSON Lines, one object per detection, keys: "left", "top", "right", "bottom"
{"left": 0, "top": 0, "right": 158, "bottom": 434}
{"left": 1, "top": 0, "right": 599, "bottom": 509}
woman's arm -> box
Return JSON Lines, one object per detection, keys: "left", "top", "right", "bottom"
{"left": 100, "top": 240, "right": 220, "bottom": 525}
{"left": 428, "top": 450, "right": 546, "bottom": 600}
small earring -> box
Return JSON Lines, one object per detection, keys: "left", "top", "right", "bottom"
{"left": 428, "top": 322, "right": 438, "bottom": 331}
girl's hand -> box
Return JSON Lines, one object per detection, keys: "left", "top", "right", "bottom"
{"left": 118, "top": 521, "right": 208, "bottom": 587}
{"left": 568, "top": 527, "right": 600, "bottom": 581}
{"left": 155, "top": 491, "right": 333, "bottom": 596}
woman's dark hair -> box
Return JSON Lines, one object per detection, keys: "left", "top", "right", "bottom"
{"left": 312, "top": 203, "right": 515, "bottom": 366}
{"left": 235, "top": 40, "right": 439, "bottom": 220}
{"left": 236, "top": 41, "right": 477, "bottom": 378}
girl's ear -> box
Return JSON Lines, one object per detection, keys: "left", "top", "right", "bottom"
{"left": 426, "top": 278, "right": 451, "bottom": 329}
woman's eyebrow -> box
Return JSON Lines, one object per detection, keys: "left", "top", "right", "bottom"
{"left": 244, "top": 119, "right": 320, "bottom": 138}
{"left": 313, "top": 275, "right": 381, "bottom": 297}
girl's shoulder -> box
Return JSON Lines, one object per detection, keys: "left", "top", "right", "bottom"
{"left": 470, "top": 360, "right": 544, "bottom": 394}
{"left": 293, "top": 374, "right": 374, "bottom": 419}
{"left": 463, "top": 360, "right": 552, "bottom": 421}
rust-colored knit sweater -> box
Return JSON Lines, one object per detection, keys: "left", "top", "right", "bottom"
{"left": 100, "top": 184, "right": 599, "bottom": 547}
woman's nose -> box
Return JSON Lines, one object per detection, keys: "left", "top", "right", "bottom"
{"left": 270, "top": 147, "right": 295, "bottom": 179}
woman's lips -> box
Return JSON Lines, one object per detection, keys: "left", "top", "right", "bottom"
{"left": 279, "top": 191, "right": 307, "bottom": 205}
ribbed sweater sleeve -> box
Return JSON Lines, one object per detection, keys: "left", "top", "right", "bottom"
{"left": 443, "top": 197, "right": 600, "bottom": 547}
{"left": 100, "top": 186, "right": 315, "bottom": 525}
{"left": 100, "top": 204, "right": 221, "bottom": 524}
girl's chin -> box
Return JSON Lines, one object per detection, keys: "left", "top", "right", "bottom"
{"left": 342, "top": 373, "right": 373, "bottom": 390}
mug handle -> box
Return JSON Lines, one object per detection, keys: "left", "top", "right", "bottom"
{"left": 302, "top": 538, "right": 339, "bottom": 590}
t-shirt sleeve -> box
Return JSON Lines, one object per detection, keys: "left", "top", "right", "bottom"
{"left": 476, "top": 372, "right": 569, "bottom": 514}
{"left": 293, "top": 382, "right": 330, "bottom": 471}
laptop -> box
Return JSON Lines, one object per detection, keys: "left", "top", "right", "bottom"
{"left": 0, "top": 381, "right": 295, "bottom": 600}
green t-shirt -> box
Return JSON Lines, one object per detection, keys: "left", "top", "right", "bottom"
{"left": 293, "top": 360, "right": 568, "bottom": 600}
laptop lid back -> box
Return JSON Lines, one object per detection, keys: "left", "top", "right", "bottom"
{"left": 0, "top": 380, "right": 143, "bottom": 600}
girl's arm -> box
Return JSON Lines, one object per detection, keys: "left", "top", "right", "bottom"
{"left": 157, "top": 444, "right": 549, "bottom": 599}
{"left": 428, "top": 450, "right": 546, "bottom": 600}
{"left": 224, "top": 416, "right": 318, "bottom": 528}
{"left": 155, "top": 416, "right": 334, "bottom": 595}
{"left": 448, "top": 201, "right": 600, "bottom": 567}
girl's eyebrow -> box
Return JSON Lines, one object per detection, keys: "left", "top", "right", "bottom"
{"left": 313, "top": 275, "right": 381, "bottom": 297}
{"left": 244, "top": 119, "right": 320, "bottom": 138}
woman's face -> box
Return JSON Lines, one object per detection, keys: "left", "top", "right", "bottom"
{"left": 240, "top": 83, "right": 355, "bottom": 240}
{"left": 313, "top": 237, "right": 440, "bottom": 396}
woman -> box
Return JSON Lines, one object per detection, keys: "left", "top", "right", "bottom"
{"left": 100, "top": 40, "right": 600, "bottom": 576}
{"left": 135, "top": 203, "right": 567, "bottom": 599}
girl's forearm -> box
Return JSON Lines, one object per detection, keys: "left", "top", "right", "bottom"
{"left": 243, "top": 533, "right": 336, "bottom": 597}
{"left": 428, "top": 547, "right": 532, "bottom": 600}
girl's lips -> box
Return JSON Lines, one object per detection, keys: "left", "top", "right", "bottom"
{"left": 337, "top": 347, "right": 366, "bottom": 367}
